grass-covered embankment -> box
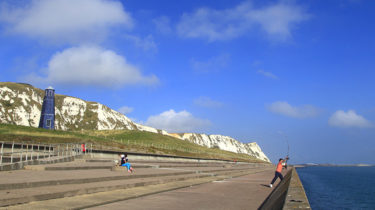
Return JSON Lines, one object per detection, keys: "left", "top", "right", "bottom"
{"left": 0, "top": 123, "right": 267, "bottom": 163}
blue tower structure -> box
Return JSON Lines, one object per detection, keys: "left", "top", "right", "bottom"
{"left": 39, "top": 86, "right": 55, "bottom": 130}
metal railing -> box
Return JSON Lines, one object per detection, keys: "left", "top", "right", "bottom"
{"left": 0, "top": 141, "right": 93, "bottom": 166}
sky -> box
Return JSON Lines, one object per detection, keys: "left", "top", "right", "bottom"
{"left": 0, "top": 0, "right": 374, "bottom": 164}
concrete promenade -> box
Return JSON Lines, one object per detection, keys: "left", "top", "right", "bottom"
{"left": 0, "top": 155, "right": 292, "bottom": 210}
{"left": 87, "top": 169, "right": 276, "bottom": 210}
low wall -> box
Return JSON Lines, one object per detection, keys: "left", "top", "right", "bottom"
{"left": 0, "top": 156, "right": 78, "bottom": 171}
{"left": 89, "top": 149, "right": 267, "bottom": 164}
{"left": 258, "top": 167, "right": 310, "bottom": 210}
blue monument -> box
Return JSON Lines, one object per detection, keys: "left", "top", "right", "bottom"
{"left": 39, "top": 86, "right": 55, "bottom": 129}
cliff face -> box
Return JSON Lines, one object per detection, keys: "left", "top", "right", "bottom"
{"left": 0, "top": 82, "right": 137, "bottom": 131}
{"left": 0, "top": 82, "right": 270, "bottom": 162}
{"left": 173, "top": 133, "right": 270, "bottom": 162}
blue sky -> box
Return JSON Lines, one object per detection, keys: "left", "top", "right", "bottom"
{"left": 1, "top": 0, "right": 374, "bottom": 164}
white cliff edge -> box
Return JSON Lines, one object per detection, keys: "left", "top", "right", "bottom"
{"left": 0, "top": 83, "right": 270, "bottom": 162}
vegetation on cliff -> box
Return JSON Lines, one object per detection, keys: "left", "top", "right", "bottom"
{"left": 0, "top": 123, "right": 268, "bottom": 163}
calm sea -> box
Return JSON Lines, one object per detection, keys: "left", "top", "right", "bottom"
{"left": 296, "top": 166, "right": 375, "bottom": 210}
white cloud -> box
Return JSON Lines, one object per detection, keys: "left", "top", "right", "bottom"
{"left": 257, "top": 69, "right": 278, "bottom": 79}
{"left": 267, "top": 101, "right": 319, "bottom": 118}
{"left": 176, "top": 0, "right": 309, "bottom": 42}
{"left": 153, "top": 16, "right": 172, "bottom": 34}
{"left": 191, "top": 54, "right": 230, "bottom": 73}
{"left": 118, "top": 106, "right": 133, "bottom": 115}
{"left": 0, "top": 0, "right": 132, "bottom": 44}
{"left": 145, "top": 109, "right": 211, "bottom": 133}
{"left": 123, "top": 34, "right": 158, "bottom": 52}
{"left": 329, "top": 110, "right": 372, "bottom": 128}
{"left": 26, "top": 45, "right": 158, "bottom": 88}
{"left": 194, "top": 97, "right": 223, "bottom": 108}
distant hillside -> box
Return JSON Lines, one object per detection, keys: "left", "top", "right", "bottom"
{"left": 0, "top": 82, "right": 270, "bottom": 162}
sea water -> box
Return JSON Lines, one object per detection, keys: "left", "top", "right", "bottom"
{"left": 296, "top": 166, "right": 375, "bottom": 210}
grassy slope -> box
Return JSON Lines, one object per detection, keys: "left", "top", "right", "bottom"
{"left": 0, "top": 123, "right": 267, "bottom": 163}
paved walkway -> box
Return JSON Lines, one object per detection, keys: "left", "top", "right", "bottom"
{"left": 0, "top": 157, "right": 279, "bottom": 209}
{"left": 87, "top": 168, "right": 280, "bottom": 210}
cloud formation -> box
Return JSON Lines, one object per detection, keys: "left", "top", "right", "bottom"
{"left": 191, "top": 54, "right": 230, "bottom": 73}
{"left": 177, "top": 0, "right": 309, "bottom": 42}
{"left": 329, "top": 110, "right": 372, "bottom": 128}
{"left": 153, "top": 16, "right": 172, "bottom": 34}
{"left": 267, "top": 101, "right": 319, "bottom": 118}
{"left": 0, "top": 0, "right": 132, "bottom": 44}
{"left": 257, "top": 69, "right": 278, "bottom": 79}
{"left": 27, "top": 45, "right": 158, "bottom": 88}
{"left": 124, "top": 34, "right": 158, "bottom": 52}
{"left": 118, "top": 106, "right": 134, "bottom": 115}
{"left": 145, "top": 109, "right": 211, "bottom": 133}
{"left": 194, "top": 97, "right": 223, "bottom": 108}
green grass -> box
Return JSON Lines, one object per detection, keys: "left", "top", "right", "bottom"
{"left": 0, "top": 123, "right": 267, "bottom": 163}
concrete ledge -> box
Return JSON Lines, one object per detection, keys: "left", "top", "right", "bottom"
{"left": 0, "top": 173, "right": 212, "bottom": 207}
{"left": 0, "top": 171, "right": 194, "bottom": 191}
{"left": 25, "top": 164, "right": 152, "bottom": 171}
{"left": 88, "top": 150, "right": 238, "bottom": 163}
{"left": 283, "top": 168, "right": 310, "bottom": 209}
{"left": 259, "top": 169, "right": 292, "bottom": 210}
{"left": 24, "top": 165, "right": 46, "bottom": 171}
{"left": 45, "top": 166, "right": 112, "bottom": 170}
{"left": 111, "top": 166, "right": 131, "bottom": 172}
{"left": 110, "top": 165, "right": 153, "bottom": 171}
{"left": 0, "top": 156, "right": 78, "bottom": 171}
{"left": 258, "top": 167, "right": 311, "bottom": 210}
{"left": 0, "top": 166, "right": 254, "bottom": 191}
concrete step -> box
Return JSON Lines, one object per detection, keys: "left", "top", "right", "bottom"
{"left": 0, "top": 155, "right": 51, "bottom": 163}
{"left": 0, "top": 169, "right": 195, "bottom": 190}
{"left": 85, "top": 159, "right": 236, "bottom": 166}
{"left": 22, "top": 159, "right": 252, "bottom": 171}
{"left": 0, "top": 165, "right": 255, "bottom": 190}
{"left": 0, "top": 172, "right": 216, "bottom": 207}
{"left": 0, "top": 167, "right": 264, "bottom": 208}
{"left": 0, "top": 166, "right": 259, "bottom": 207}
{"left": 0, "top": 155, "right": 270, "bottom": 209}
{"left": 0, "top": 156, "right": 78, "bottom": 171}
{"left": 24, "top": 164, "right": 153, "bottom": 171}
{"left": 0, "top": 168, "right": 272, "bottom": 210}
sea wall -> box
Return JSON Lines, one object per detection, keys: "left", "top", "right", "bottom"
{"left": 259, "top": 167, "right": 311, "bottom": 210}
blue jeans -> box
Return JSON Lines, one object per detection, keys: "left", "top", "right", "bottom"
{"left": 271, "top": 171, "right": 283, "bottom": 184}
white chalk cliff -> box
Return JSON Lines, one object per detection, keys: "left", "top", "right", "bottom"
{"left": 0, "top": 82, "right": 270, "bottom": 162}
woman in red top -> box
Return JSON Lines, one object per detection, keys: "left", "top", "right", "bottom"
{"left": 269, "top": 157, "right": 288, "bottom": 188}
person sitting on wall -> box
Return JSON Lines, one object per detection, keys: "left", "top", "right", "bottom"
{"left": 120, "top": 153, "right": 134, "bottom": 173}
{"left": 269, "top": 156, "right": 289, "bottom": 188}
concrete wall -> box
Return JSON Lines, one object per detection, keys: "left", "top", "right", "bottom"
{"left": 89, "top": 149, "right": 246, "bottom": 163}
{"left": 0, "top": 156, "right": 77, "bottom": 171}
{"left": 282, "top": 168, "right": 311, "bottom": 209}
{"left": 258, "top": 167, "right": 310, "bottom": 210}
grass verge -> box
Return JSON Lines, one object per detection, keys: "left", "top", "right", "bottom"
{"left": 0, "top": 123, "right": 267, "bottom": 163}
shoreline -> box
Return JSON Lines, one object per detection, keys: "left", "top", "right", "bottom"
{"left": 294, "top": 164, "right": 374, "bottom": 168}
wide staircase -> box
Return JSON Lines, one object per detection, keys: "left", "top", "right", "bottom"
{"left": 0, "top": 155, "right": 272, "bottom": 209}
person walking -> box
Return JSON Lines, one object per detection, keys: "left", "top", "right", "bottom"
{"left": 269, "top": 156, "right": 288, "bottom": 188}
